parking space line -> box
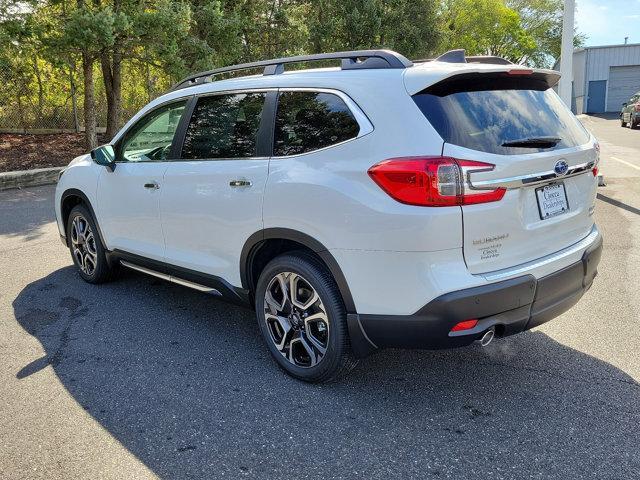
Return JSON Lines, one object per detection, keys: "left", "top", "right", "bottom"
{"left": 609, "top": 156, "right": 640, "bottom": 171}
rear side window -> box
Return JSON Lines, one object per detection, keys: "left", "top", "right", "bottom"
{"left": 181, "top": 93, "right": 265, "bottom": 159}
{"left": 413, "top": 76, "right": 590, "bottom": 155}
{"left": 274, "top": 91, "right": 360, "bottom": 156}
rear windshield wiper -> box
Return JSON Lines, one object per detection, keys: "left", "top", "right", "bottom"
{"left": 501, "top": 137, "right": 561, "bottom": 148}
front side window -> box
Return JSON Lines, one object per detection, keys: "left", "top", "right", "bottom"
{"left": 181, "top": 93, "right": 266, "bottom": 159}
{"left": 274, "top": 91, "right": 360, "bottom": 156}
{"left": 121, "top": 100, "right": 187, "bottom": 162}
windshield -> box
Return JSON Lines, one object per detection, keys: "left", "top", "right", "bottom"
{"left": 413, "top": 86, "right": 590, "bottom": 155}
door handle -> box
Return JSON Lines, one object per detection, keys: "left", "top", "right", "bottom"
{"left": 144, "top": 182, "right": 160, "bottom": 190}
{"left": 229, "top": 180, "right": 252, "bottom": 187}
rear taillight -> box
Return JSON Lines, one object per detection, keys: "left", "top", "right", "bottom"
{"left": 593, "top": 142, "right": 600, "bottom": 177}
{"left": 367, "top": 156, "right": 506, "bottom": 207}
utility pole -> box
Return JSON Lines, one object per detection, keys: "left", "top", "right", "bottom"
{"left": 558, "top": 0, "right": 575, "bottom": 108}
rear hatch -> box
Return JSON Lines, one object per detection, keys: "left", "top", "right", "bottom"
{"left": 411, "top": 69, "right": 598, "bottom": 274}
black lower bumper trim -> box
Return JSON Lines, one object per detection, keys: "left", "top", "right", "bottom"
{"left": 347, "top": 234, "right": 602, "bottom": 357}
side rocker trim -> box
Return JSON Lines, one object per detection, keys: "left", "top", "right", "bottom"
{"left": 107, "top": 249, "right": 251, "bottom": 307}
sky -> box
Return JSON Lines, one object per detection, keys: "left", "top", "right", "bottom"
{"left": 576, "top": 0, "right": 640, "bottom": 47}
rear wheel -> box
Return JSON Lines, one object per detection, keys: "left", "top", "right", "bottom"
{"left": 67, "top": 204, "right": 116, "bottom": 284}
{"left": 255, "top": 252, "right": 357, "bottom": 383}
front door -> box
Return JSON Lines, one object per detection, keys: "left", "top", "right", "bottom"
{"left": 161, "top": 91, "right": 272, "bottom": 287}
{"left": 96, "top": 100, "right": 188, "bottom": 260}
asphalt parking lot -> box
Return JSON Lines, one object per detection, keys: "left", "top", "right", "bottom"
{"left": 1, "top": 114, "right": 639, "bottom": 479}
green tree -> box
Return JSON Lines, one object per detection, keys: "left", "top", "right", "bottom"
{"left": 85, "top": 0, "right": 192, "bottom": 138}
{"left": 440, "top": 0, "right": 537, "bottom": 63}
{"left": 508, "top": 0, "right": 585, "bottom": 67}
{"left": 309, "top": 0, "right": 440, "bottom": 59}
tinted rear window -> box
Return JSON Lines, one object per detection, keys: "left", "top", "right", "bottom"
{"left": 274, "top": 91, "right": 360, "bottom": 156}
{"left": 413, "top": 80, "right": 590, "bottom": 155}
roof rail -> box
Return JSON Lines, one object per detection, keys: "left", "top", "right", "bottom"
{"left": 170, "top": 50, "right": 413, "bottom": 91}
{"left": 416, "top": 49, "right": 512, "bottom": 66}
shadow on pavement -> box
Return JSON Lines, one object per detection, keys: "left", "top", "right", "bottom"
{"left": 13, "top": 266, "right": 640, "bottom": 479}
{"left": 0, "top": 185, "right": 56, "bottom": 241}
{"left": 585, "top": 112, "right": 620, "bottom": 120}
{"left": 597, "top": 193, "right": 640, "bottom": 216}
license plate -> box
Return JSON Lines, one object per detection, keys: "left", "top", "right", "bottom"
{"left": 536, "top": 183, "right": 569, "bottom": 220}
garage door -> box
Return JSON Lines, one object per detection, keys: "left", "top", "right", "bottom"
{"left": 607, "top": 65, "right": 640, "bottom": 112}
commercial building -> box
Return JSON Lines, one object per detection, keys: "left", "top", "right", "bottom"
{"left": 559, "top": 43, "right": 640, "bottom": 114}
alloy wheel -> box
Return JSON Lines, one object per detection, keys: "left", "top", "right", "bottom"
{"left": 70, "top": 215, "right": 98, "bottom": 276}
{"left": 263, "top": 272, "right": 329, "bottom": 368}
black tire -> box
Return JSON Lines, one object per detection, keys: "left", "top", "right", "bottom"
{"left": 630, "top": 119, "right": 638, "bottom": 130}
{"left": 254, "top": 252, "right": 358, "bottom": 383}
{"left": 621, "top": 117, "right": 626, "bottom": 127}
{"left": 66, "top": 204, "right": 117, "bottom": 284}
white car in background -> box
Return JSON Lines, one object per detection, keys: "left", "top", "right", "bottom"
{"left": 55, "top": 49, "right": 602, "bottom": 382}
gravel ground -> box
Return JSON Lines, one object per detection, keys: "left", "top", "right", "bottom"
{"left": 0, "top": 115, "right": 638, "bottom": 479}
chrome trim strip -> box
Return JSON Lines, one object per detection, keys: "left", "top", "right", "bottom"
{"left": 120, "top": 260, "right": 222, "bottom": 296}
{"left": 170, "top": 276, "right": 222, "bottom": 295}
{"left": 121, "top": 260, "right": 171, "bottom": 281}
{"left": 479, "top": 226, "right": 600, "bottom": 282}
{"left": 469, "top": 161, "right": 595, "bottom": 190}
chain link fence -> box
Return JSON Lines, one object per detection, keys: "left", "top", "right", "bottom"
{"left": 0, "top": 57, "right": 169, "bottom": 134}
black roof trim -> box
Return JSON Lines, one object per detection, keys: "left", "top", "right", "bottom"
{"left": 435, "top": 49, "right": 466, "bottom": 63}
{"left": 416, "top": 49, "right": 513, "bottom": 66}
{"left": 170, "top": 50, "right": 413, "bottom": 91}
{"left": 466, "top": 55, "right": 513, "bottom": 65}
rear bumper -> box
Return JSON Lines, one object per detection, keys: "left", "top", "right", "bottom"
{"left": 347, "top": 233, "right": 602, "bottom": 357}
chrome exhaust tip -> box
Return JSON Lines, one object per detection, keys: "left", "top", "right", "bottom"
{"left": 479, "top": 328, "right": 495, "bottom": 347}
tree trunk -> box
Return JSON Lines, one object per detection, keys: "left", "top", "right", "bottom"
{"left": 69, "top": 63, "right": 80, "bottom": 133}
{"left": 101, "top": 46, "right": 122, "bottom": 139}
{"left": 32, "top": 54, "right": 45, "bottom": 118}
{"left": 82, "top": 52, "right": 98, "bottom": 150}
{"left": 145, "top": 61, "right": 152, "bottom": 103}
{"left": 77, "top": 0, "right": 96, "bottom": 149}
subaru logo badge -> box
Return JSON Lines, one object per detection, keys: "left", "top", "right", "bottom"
{"left": 554, "top": 160, "right": 569, "bottom": 176}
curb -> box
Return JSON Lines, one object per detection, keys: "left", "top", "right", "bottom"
{"left": 0, "top": 167, "right": 64, "bottom": 191}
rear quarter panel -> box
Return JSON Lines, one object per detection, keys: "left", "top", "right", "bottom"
{"left": 263, "top": 79, "right": 463, "bottom": 253}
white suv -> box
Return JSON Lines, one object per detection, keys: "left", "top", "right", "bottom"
{"left": 55, "top": 49, "right": 602, "bottom": 382}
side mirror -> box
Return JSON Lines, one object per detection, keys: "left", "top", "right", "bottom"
{"left": 622, "top": 102, "right": 628, "bottom": 107}
{"left": 90, "top": 145, "right": 116, "bottom": 172}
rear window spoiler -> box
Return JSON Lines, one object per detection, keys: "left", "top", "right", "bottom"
{"left": 416, "top": 70, "right": 561, "bottom": 97}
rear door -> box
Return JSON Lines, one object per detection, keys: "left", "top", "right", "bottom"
{"left": 413, "top": 72, "right": 598, "bottom": 274}
{"left": 160, "top": 90, "right": 273, "bottom": 286}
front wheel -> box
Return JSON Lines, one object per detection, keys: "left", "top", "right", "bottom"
{"left": 66, "top": 204, "right": 117, "bottom": 284}
{"left": 255, "top": 252, "right": 358, "bottom": 383}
